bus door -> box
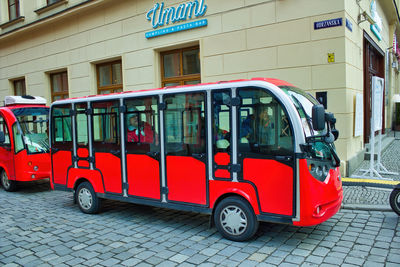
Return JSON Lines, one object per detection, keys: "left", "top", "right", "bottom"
{"left": 125, "top": 97, "right": 160, "bottom": 199}
{"left": 92, "top": 101, "right": 122, "bottom": 194}
{"left": 0, "top": 114, "right": 14, "bottom": 180}
{"left": 237, "top": 87, "right": 295, "bottom": 217}
{"left": 163, "top": 92, "right": 207, "bottom": 205}
{"left": 212, "top": 90, "right": 232, "bottom": 180}
{"left": 51, "top": 104, "right": 73, "bottom": 185}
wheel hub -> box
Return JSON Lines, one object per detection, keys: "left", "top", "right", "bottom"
{"left": 78, "top": 188, "right": 92, "bottom": 210}
{"left": 220, "top": 205, "right": 248, "bottom": 236}
{"left": 2, "top": 172, "right": 9, "bottom": 189}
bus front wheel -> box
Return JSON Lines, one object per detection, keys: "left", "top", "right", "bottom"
{"left": 76, "top": 182, "right": 101, "bottom": 214}
{"left": 390, "top": 188, "right": 400, "bottom": 216}
{"left": 214, "top": 196, "right": 259, "bottom": 241}
{"left": 1, "top": 170, "right": 17, "bottom": 192}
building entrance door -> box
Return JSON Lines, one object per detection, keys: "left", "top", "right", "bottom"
{"left": 363, "top": 32, "right": 385, "bottom": 144}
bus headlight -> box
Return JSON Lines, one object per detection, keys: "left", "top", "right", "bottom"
{"left": 33, "top": 166, "right": 38, "bottom": 171}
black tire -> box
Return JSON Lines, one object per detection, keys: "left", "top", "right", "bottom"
{"left": 214, "top": 196, "right": 259, "bottom": 241}
{"left": 1, "top": 170, "right": 17, "bottom": 192}
{"left": 390, "top": 188, "right": 400, "bottom": 216}
{"left": 76, "top": 182, "right": 101, "bottom": 214}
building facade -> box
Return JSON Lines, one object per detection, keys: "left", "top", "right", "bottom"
{"left": 0, "top": 0, "right": 399, "bottom": 175}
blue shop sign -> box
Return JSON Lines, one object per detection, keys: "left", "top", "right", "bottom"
{"left": 314, "top": 18, "right": 342, "bottom": 30}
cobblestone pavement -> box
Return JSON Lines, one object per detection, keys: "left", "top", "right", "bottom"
{"left": 344, "top": 134, "right": 399, "bottom": 208}
{"left": 343, "top": 186, "right": 391, "bottom": 206}
{"left": 1, "top": 181, "right": 399, "bottom": 267}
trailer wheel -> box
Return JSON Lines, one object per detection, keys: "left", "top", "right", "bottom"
{"left": 76, "top": 182, "right": 101, "bottom": 214}
{"left": 214, "top": 196, "right": 259, "bottom": 241}
{"left": 390, "top": 188, "right": 400, "bottom": 216}
{"left": 1, "top": 170, "right": 16, "bottom": 192}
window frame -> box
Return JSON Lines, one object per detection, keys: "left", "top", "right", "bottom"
{"left": 96, "top": 60, "right": 123, "bottom": 95}
{"left": 237, "top": 87, "right": 295, "bottom": 158}
{"left": 0, "top": 115, "right": 11, "bottom": 148}
{"left": 51, "top": 104, "right": 72, "bottom": 148}
{"left": 163, "top": 91, "right": 206, "bottom": 156}
{"left": 161, "top": 46, "right": 201, "bottom": 87}
{"left": 13, "top": 78, "right": 26, "bottom": 96}
{"left": 8, "top": 0, "right": 20, "bottom": 21}
{"left": 50, "top": 71, "right": 69, "bottom": 102}
{"left": 91, "top": 100, "right": 120, "bottom": 147}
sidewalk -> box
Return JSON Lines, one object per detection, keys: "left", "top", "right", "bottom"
{"left": 342, "top": 131, "right": 400, "bottom": 211}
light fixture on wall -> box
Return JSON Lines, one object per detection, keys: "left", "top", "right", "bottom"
{"left": 357, "top": 11, "right": 376, "bottom": 25}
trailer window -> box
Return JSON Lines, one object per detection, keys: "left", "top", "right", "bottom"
{"left": 92, "top": 101, "right": 120, "bottom": 144}
{"left": 52, "top": 105, "right": 72, "bottom": 144}
{"left": 164, "top": 92, "right": 205, "bottom": 155}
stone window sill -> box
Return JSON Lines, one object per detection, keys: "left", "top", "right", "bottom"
{"left": 35, "top": 0, "right": 69, "bottom": 15}
{"left": 0, "top": 16, "right": 25, "bottom": 29}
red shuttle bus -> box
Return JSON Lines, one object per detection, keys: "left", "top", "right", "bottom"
{"left": 50, "top": 78, "right": 342, "bottom": 241}
{"left": 0, "top": 96, "right": 51, "bottom": 191}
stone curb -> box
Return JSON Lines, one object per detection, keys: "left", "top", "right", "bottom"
{"left": 341, "top": 203, "right": 393, "bottom": 212}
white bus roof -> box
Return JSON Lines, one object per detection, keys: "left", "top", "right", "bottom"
{"left": 4, "top": 96, "right": 47, "bottom": 106}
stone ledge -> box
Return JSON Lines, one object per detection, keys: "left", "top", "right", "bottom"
{"left": 34, "top": 0, "right": 69, "bottom": 15}
{"left": 0, "top": 16, "right": 25, "bottom": 29}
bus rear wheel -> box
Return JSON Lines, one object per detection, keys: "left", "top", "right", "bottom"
{"left": 1, "top": 170, "right": 17, "bottom": 192}
{"left": 76, "top": 182, "right": 101, "bottom": 214}
{"left": 390, "top": 188, "right": 400, "bottom": 216}
{"left": 214, "top": 196, "right": 259, "bottom": 241}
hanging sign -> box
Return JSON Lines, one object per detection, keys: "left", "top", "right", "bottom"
{"left": 370, "top": 0, "right": 382, "bottom": 41}
{"left": 145, "top": 0, "right": 208, "bottom": 38}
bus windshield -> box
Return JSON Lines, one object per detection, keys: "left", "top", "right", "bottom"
{"left": 280, "top": 86, "right": 336, "bottom": 162}
{"left": 12, "top": 107, "right": 50, "bottom": 154}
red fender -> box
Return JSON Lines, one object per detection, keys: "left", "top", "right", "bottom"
{"left": 209, "top": 180, "right": 260, "bottom": 214}
{"left": 67, "top": 168, "right": 105, "bottom": 193}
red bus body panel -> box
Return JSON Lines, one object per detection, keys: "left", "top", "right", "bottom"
{"left": 127, "top": 154, "right": 160, "bottom": 199}
{"left": 95, "top": 153, "right": 122, "bottom": 194}
{"left": 294, "top": 159, "right": 343, "bottom": 226}
{"left": 14, "top": 150, "right": 51, "bottom": 181}
{"left": 52, "top": 150, "right": 72, "bottom": 185}
{"left": 167, "top": 156, "right": 206, "bottom": 205}
{"left": 243, "top": 158, "right": 293, "bottom": 216}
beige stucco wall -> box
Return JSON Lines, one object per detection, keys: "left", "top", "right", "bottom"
{"left": 0, "top": 0, "right": 399, "bottom": 175}
{"left": 343, "top": 0, "right": 399, "bottom": 174}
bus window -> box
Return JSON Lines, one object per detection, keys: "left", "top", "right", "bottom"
{"left": 213, "top": 91, "right": 231, "bottom": 151}
{"left": 12, "top": 107, "right": 49, "bottom": 154}
{"left": 92, "top": 101, "right": 120, "bottom": 145}
{"left": 0, "top": 116, "right": 10, "bottom": 146}
{"left": 76, "top": 103, "right": 88, "bottom": 146}
{"left": 125, "top": 97, "right": 158, "bottom": 154}
{"left": 13, "top": 124, "right": 24, "bottom": 153}
{"left": 164, "top": 92, "right": 205, "bottom": 155}
{"left": 52, "top": 105, "right": 72, "bottom": 144}
{"left": 239, "top": 88, "right": 293, "bottom": 155}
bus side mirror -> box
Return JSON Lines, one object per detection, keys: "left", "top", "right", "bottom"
{"left": 312, "top": 104, "right": 325, "bottom": 131}
{"left": 0, "top": 131, "right": 5, "bottom": 143}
